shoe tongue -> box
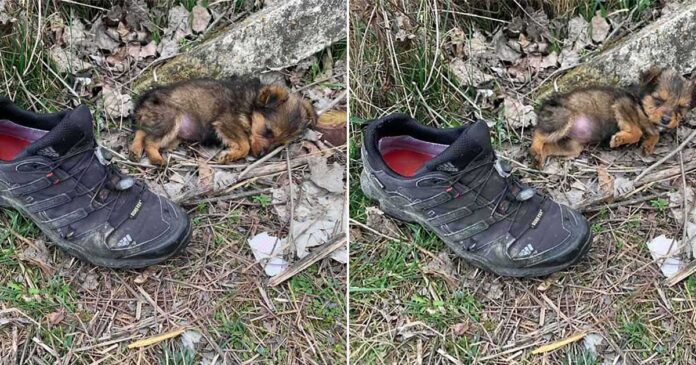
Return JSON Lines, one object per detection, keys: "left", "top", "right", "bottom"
{"left": 21, "top": 105, "right": 94, "bottom": 158}
{"left": 418, "top": 120, "right": 493, "bottom": 174}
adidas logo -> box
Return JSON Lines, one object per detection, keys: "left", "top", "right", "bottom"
{"left": 116, "top": 234, "right": 135, "bottom": 248}
{"left": 436, "top": 162, "right": 459, "bottom": 172}
{"left": 37, "top": 147, "right": 59, "bottom": 158}
{"left": 518, "top": 243, "right": 536, "bottom": 257}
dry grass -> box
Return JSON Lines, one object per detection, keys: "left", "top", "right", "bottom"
{"left": 349, "top": 0, "right": 695, "bottom": 364}
{"left": 0, "top": 2, "right": 347, "bottom": 364}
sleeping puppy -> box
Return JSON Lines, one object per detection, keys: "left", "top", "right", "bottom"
{"left": 530, "top": 67, "right": 695, "bottom": 168}
{"left": 129, "top": 77, "right": 317, "bottom": 165}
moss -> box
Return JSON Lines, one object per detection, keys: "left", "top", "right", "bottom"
{"left": 133, "top": 55, "right": 221, "bottom": 93}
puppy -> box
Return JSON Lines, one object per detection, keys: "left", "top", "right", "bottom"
{"left": 129, "top": 77, "right": 317, "bottom": 165}
{"left": 530, "top": 67, "right": 694, "bottom": 168}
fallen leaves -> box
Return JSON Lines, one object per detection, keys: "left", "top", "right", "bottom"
{"left": 597, "top": 165, "right": 614, "bottom": 195}
{"left": 503, "top": 97, "right": 536, "bottom": 129}
{"left": 18, "top": 239, "right": 53, "bottom": 276}
{"left": 191, "top": 5, "right": 212, "bottom": 34}
{"left": 309, "top": 157, "right": 345, "bottom": 193}
{"left": 102, "top": 85, "right": 133, "bottom": 119}
{"left": 197, "top": 159, "right": 214, "bottom": 192}
{"left": 590, "top": 13, "right": 611, "bottom": 43}
{"left": 45, "top": 309, "right": 65, "bottom": 326}
{"left": 449, "top": 59, "right": 494, "bottom": 87}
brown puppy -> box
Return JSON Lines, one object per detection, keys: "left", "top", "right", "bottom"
{"left": 530, "top": 67, "right": 695, "bottom": 168}
{"left": 129, "top": 77, "right": 317, "bottom": 165}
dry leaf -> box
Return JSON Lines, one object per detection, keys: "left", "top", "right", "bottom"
{"left": 134, "top": 273, "right": 148, "bottom": 284}
{"left": 524, "top": 8, "right": 551, "bottom": 42}
{"left": 422, "top": 251, "right": 458, "bottom": 287}
{"left": 191, "top": 5, "right": 211, "bottom": 34}
{"left": 493, "top": 30, "right": 521, "bottom": 63}
{"left": 567, "top": 16, "right": 590, "bottom": 51}
{"left": 597, "top": 165, "right": 614, "bottom": 195}
{"left": 92, "top": 18, "right": 121, "bottom": 52}
{"left": 365, "top": 206, "right": 401, "bottom": 238}
{"left": 81, "top": 273, "right": 99, "bottom": 291}
{"left": 197, "top": 159, "right": 214, "bottom": 191}
{"left": 63, "top": 18, "right": 88, "bottom": 48}
{"left": 452, "top": 322, "right": 469, "bottom": 336}
{"left": 140, "top": 41, "right": 158, "bottom": 58}
{"left": 48, "top": 47, "right": 91, "bottom": 73}
{"left": 503, "top": 97, "right": 537, "bottom": 129}
{"left": 128, "top": 327, "right": 187, "bottom": 349}
{"left": 590, "top": 13, "right": 610, "bottom": 43}
{"left": 450, "top": 59, "right": 494, "bottom": 86}
{"left": 309, "top": 156, "right": 344, "bottom": 193}
{"left": 559, "top": 48, "right": 580, "bottom": 69}
{"left": 18, "top": 239, "right": 53, "bottom": 276}
{"left": 102, "top": 85, "right": 133, "bottom": 118}
{"left": 46, "top": 309, "right": 65, "bottom": 326}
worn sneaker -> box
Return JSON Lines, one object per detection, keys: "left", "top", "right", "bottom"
{"left": 360, "top": 114, "right": 592, "bottom": 277}
{"left": 0, "top": 99, "right": 191, "bottom": 268}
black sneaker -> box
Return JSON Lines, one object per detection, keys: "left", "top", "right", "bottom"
{"left": 0, "top": 98, "right": 191, "bottom": 268}
{"left": 360, "top": 114, "right": 592, "bottom": 277}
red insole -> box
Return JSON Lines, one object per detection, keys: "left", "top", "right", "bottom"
{"left": 0, "top": 134, "right": 31, "bottom": 161}
{"left": 382, "top": 149, "right": 435, "bottom": 177}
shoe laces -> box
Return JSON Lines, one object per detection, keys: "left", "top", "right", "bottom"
{"left": 34, "top": 143, "right": 142, "bottom": 233}
{"left": 438, "top": 155, "right": 535, "bottom": 218}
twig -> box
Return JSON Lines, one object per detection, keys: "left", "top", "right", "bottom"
{"left": 267, "top": 234, "right": 346, "bottom": 287}
{"left": 437, "top": 348, "right": 464, "bottom": 365}
{"left": 182, "top": 188, "right": 272, "bottom": 205}
{"left": 634, "top": 128, "right": 696, "bottom": 183}
{"left": 318, "top": 90, "right": 347, "bottom": 115}
{"left": 127, "top": 327, "right": 187, "bottom": 349}
{"left": 531, "top": 332, "right": 588, "bottom": 354}
{"left": 237, "top": 145, "right": 285, "bottom": 180}
{"left": 296, "top": 72, "right": 346, "bottom": 92}
{"left": 581, "top": 192, "right": 668, "bottom": 213}
{"left": 285, "top": 150, "right": 296, "bottom": 254}
{"left": 666, "top": 261, "right": 696, "bottom": 286}
{"left": 581, "top": 160, "right": 696, "bottom": 209}
{"left": 60, "top": 0, "right": 109, "bottom": 11}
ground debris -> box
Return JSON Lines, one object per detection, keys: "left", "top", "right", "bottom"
{"left": 646, "top": 235, "right": 685, "bottom": 278}
{"left": 503, "top": 96, "right": 536, "bottom": 129}
{"left": 248, "top": 232, "right": 289, "bottom": 277}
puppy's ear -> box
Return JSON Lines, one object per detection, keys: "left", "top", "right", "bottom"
{"left": 302, "top": 100, "right": 318, "bottom": 127}
{"left": 258, "top": 85, "right": 289, "bottom": 108}
{"left": 640, "top": 66, "right": 662, "bottom": 89}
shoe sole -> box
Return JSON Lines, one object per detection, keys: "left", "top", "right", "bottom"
{"left": 361, "top": 170, "right": 593, "bottom": 277}
{"left": 0, "top": 194, "right": 192, "bottom": 269}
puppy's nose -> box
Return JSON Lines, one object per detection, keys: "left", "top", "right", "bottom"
{"left": 661, "top": 116, "right": 671, "bottom": 125}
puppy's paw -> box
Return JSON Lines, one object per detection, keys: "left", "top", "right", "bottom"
{"left": 641, "top": 142, "right": 656, "bottom": 156}
{"left": 148, "top": 155, "right": 166, "bottom": 166}
{"left": 217, "top": 150, "right": 245, "bottom": 164}
{"left": 609, "top": 134, "right": 624, "bottom": 148}
{"left": 128, "top": 148, "right": 142, "bottom": 162}
{"left": 144, "top": 148, "right": 166, "bottom": 166}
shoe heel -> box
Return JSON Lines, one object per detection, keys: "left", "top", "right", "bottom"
{"left": 360, "top": 170, "right": 416, "bottom": 223}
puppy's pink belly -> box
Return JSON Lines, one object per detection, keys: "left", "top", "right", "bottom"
{"left": 177, "top": 114, "right": 200, "bottom": 141}
{"left": 569, "top": 116, "right": 600, "bottom": 143}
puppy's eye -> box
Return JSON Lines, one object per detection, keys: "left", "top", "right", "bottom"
{"left": 653, "top": 97, "right": 664, "bottom": 106}
{"left": 263, "top": 127, "right": 274, "bottom": 138}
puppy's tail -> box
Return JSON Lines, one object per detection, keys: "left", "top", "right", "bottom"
{"left": 536, "top": 99, "right": 574, "bottom": 141}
